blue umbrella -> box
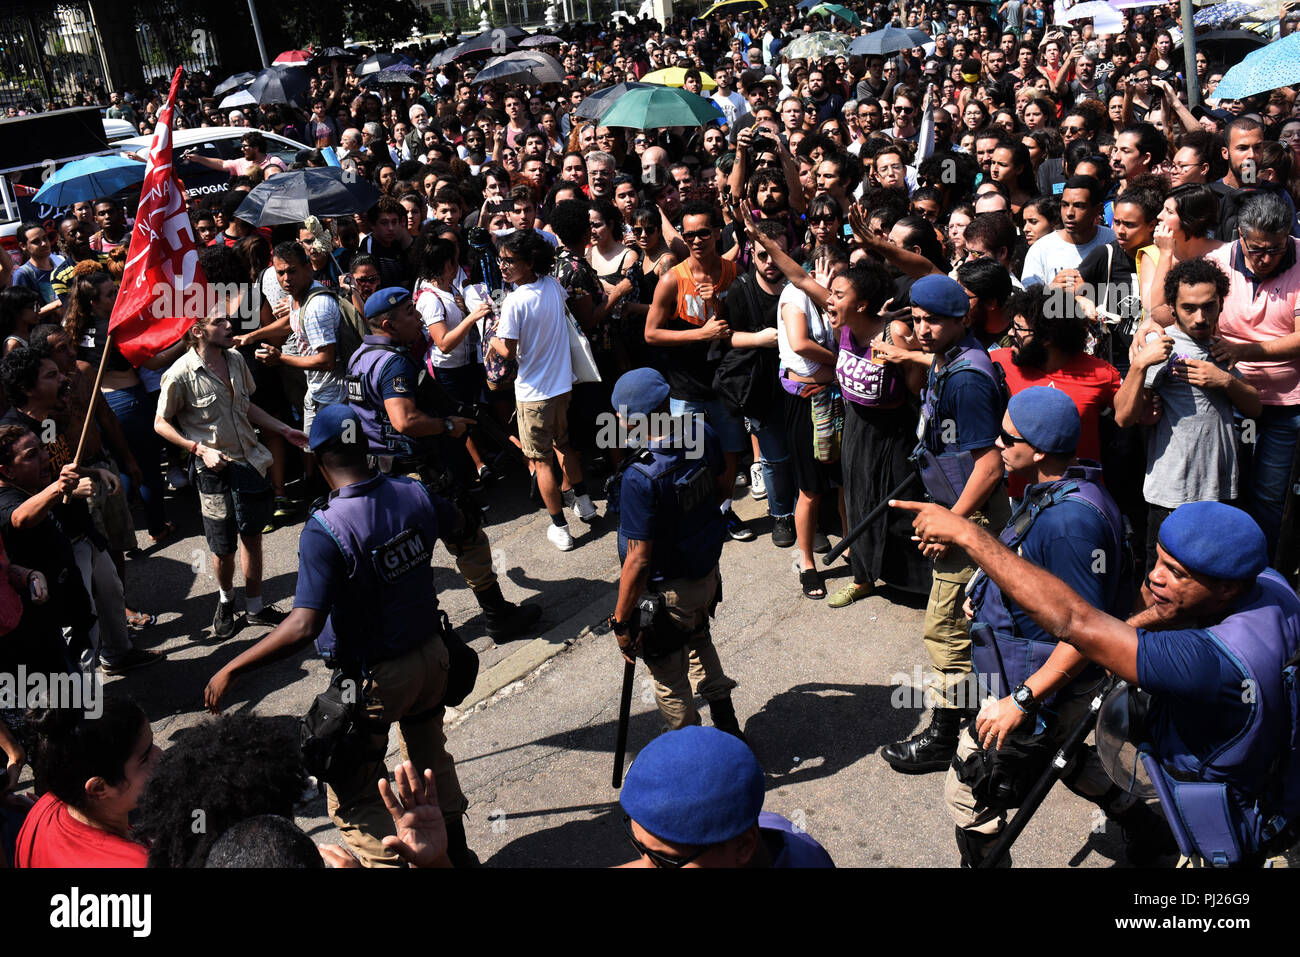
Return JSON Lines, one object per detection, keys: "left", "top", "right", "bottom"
{"left": 1193, "top": 0, "right": 1261, "bottom": 29}
{"left": 849, "top": 27, "right": 931, "bottom": 56}
{"left": 1210, "top": 33, "right": 1300, "bottom": 101}
{"left": 33, "top": 154, "right": 146, "bottom": 207}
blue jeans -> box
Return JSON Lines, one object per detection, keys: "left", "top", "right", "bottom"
{"left": 105, "top": 384, "right": 167, "bottom": 536}
{"left": 746, "top": 413, "right": 795, "bottom": 519}
{"left": 668, "top": 397, "right": 747, "bottom": 454}
{"left": 1246, "top": 403, "right": 1300, "bottom": 556}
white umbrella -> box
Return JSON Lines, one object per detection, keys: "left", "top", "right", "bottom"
{"left": 218, "top": 89, "right": 257, "bottom": 109}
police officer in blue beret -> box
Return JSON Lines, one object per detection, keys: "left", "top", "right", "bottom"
{"left": 205, "top": 405, "right": 478, "bottom": 867}
{"left": 883, "top": 274, "right": 1012, "bottom": 774}
{"left": 945, "top": 387, "right": 1171, "bottom": 866}
{"left": 608, "top": 368, "right": 743, "bottom": 737}
{"left": 619, "top": 726, "right": 834, "bottom": 867}
{"left": 896, "top": 490, "right": 1300, "bottom": 866}
{"left": 347, "top": 287, "right": 541, "bottom": 642}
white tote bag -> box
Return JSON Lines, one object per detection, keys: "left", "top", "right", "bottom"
{"left": 567, "top": 308, "right": 602, "bottom": 384}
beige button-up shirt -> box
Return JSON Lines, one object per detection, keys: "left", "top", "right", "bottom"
{"left": 157, "top": 348, "right": 273, "bottom": 476}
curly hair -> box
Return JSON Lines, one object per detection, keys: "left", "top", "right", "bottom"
{"left": 27, "top": 695, "right": 148, "bottom": 811}
{"left": 1163, "top": 257, "right": 1230, "bottom": 311}
{"left": 133, "top": 712, "right": 308, "bottom": 868}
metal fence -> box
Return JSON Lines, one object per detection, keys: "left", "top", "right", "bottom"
{"left": 133, "top": 0, "right": 218, "bottom": 82}
{"left": 0, "top": 2, "right": 109, "bottom": 110}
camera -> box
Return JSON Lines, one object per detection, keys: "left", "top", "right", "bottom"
{"left": 750, "top": 133, "right": 778, "bottom": 156}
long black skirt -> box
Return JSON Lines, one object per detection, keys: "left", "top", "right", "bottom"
{"left": 840, "top": 399, "right": 932, "bottom": 595}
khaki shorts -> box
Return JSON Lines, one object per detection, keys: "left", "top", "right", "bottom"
{"left": 517, "top": 392, "right": 571, "bottom": 460}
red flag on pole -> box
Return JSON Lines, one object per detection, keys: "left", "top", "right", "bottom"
{"left": 109, "top": 66, "right": 208, "bottom": 367}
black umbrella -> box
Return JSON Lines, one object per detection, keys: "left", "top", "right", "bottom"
{"left": 246, "top": 65, "right": 309, "bottom": 107}
{"left": 234, "top": 167, "right": 382, "bottom": 226}
{"left": 357, "top": 52, "right": 412, "bottom": 75}
{"left": 359, "top": 69, "right": 422, "bottom": 87}
{"left": 213, "top": 71, "right": 256, "bottom": 96}
{"left": 574, "top": 81, "right": 655, "bottom": 120}
{"left": 313, "top": 46, "right": 359, "bottom": 61}
{"left": 432, "top": 30, "right": 521, "bottom": 66}
{"left": 1179, "top": 28, "right": 1269, "bottom": 63}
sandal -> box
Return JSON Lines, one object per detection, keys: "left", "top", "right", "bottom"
{"left": 799, "top": 567, "right": 826, "bottom": 600}
{"left": 149, "top": 522, "right": 176, "bottom": 545}
{"left": 126, "top": 610, "right": 156, "bottom": 630}
{"left": 828, "top": 582, "right": 874, "bottom": 608}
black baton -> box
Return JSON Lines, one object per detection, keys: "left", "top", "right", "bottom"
{"left": 612, "top": 658, "right": 635, "bottom": 788}
{"left": 823, "top": 472, "right": 920, "bottom": 567}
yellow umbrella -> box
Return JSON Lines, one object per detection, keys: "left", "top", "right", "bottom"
{"left": 641, "top": 67, "right": 718, "bottom": 91}
{"left": 701, "top": 0, "right": 769, "bottom": 16}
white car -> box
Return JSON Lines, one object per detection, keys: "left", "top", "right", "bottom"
{"left": 115, "top": 127, "right": 311, "bottom": 198}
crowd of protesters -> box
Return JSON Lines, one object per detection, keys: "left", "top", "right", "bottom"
{"left": 3, "top": 0, "right": 1300, "bottom": 868}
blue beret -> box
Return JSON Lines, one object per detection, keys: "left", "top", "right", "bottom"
{"left": 1007, "top": 386, "right": 1080, "bottom": 455}
{"left": 620, "top": 726, "right": 764, "bottom": 846}
{"left": 910, "top": 274, "right": 969, "bottom": 319}
{"left": 308, "top": 403, "right": 365, "bottom": 451}
{"left": 611, "top": 368, "right": 671, "bottom": 417}
{"left": 364, "top": 286, "right": 411, "bottom": 320}
{"left": 1158, "top": 502, "right": 1268, "bottom": 581}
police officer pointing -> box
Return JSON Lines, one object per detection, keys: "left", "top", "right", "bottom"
{"left": 205, "top": 405, "right": 476, "bottom": 867}
{"left": 349, "top": 286, "right": 541, "bottom": 642}
{"left": 895, "top": 494, "right": 1300, "bottom": 867}
{"left": 609, "top": 368, "right": 743, "bottom": 737}
{"left": 945, "top": 387, "right": 1170, "bottom": 866}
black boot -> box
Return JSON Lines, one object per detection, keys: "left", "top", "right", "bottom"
{"left": 881, "top": 708, "right": 962, "bottom": 774}
{"left": 1108, "top": 799, "right": 1178, "bottom": 866}
{"left": 955, "top": 826, "right": 1010, "bottom": 868}
{"left": 443, "top": 815, "right": 479, "bottom": 868}
{"left": 707, "top": 696, "right": 746, "bottom": 742}
{"left": 476, "top": 583, "right": 543, "bottom": 643}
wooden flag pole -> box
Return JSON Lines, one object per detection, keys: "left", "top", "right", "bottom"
{"left": 63, "top": 329, "right": 115, "bottom": 503}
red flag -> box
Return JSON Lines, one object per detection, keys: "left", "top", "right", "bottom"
{"left": 109, "top": 66, "right": 208, "bottom": 367}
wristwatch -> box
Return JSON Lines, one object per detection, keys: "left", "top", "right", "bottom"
{"left": 442, "top": 417, "right": 456, "bottom": 435}
{"left": 1011, "top": 682, "right": 1039, "bottom": 714}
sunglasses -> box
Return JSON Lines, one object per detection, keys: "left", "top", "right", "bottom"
{"left": 498, "top": 255, "right": 522, "bottom": 265}
{"left": 682, "top": 228, "right": 713, "bottom": 240}
{"left": 998, "top": 427, "right": 1028, "bottom": 447}
{"left": 631, "top": 225, "right": 656, "bottom": 235}
{"left": 623, "top": 815, "right": 710, "bottom": 868}
{"left": 353, "top": 275, "right": 380, "bottom": 285}
{"left": 809, "top": 215, "right": 839, "bottom": 224}
{"left": 894, "top": 105, "right": 915, "bottom": 114}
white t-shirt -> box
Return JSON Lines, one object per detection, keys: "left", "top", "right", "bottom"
{"left": 1020, "top": 228, "right": 1117, "bottom": 288}
{"left": 414, "top": 281, "right": 480, "bottom": 370}
{"left": 777, "top": 285, "right": 834, "bottom": 379}
{"left": 496, "top": 276, "right": 573, "bottom": 402}
{"left": 711, "top": 89, "right": 750, "bottom": 126}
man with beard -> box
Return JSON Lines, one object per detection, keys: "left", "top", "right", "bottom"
{"left": 991, "top": 287, "right": 1123, "bottom": 498}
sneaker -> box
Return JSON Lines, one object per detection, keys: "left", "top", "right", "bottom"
{"left": 246, "top": 603, "right": 288, "bottom": 627}
{"left": 213, "top": 598, "right": 238, "bottom": 639}
{"left": 812, "top": 532, "right": 831, "bottom": 554}
{"left": 771, "top": 514, "right": 796, "bottom": 548}
{"left": 100, "top": 648, "right": 165, "bottom": 676}
{"left": 166, "top": 466, "right": 189, "bottom": 490}
{"left": 273, "top": 496, "right": 293, "bottom": 520}
{"left": 725, "top": 508, "right": 755, "bottom": 542}
{"left": 547, "top": 523, "right": 575, "bottom": 551}
{"left": 749, "top": 463, "right": 766, "bottom": 501}
{"left": 477, "top": 463, "right": 500, "bottom": 485}
{"left": 572, "top": 494, "right": 599, "bottom": 523}
{"left": 734, "top": 469, "right": 750, "bottom": 489}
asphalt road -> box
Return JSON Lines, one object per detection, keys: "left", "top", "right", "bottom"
{"left": 113, "top": 466, "right": 1151, "bottom": 868}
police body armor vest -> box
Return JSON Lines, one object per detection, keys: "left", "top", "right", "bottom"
{"left": 968, "top": 464, "right": 1127, "bottom": 705}
{"left": 621, "top": 443, "right": 724, "bottom": 582}
{"left": 345, "top": 339, "right": 410, "bottom": 457}
{"left": 913, "top": 335, "right": 1006, "bottom": 508}
{"left": 1139, "top": 569, "right": 1300, "bottom": 866}
{"left": 309, "top": 474, "right": 440, "bottom": 670}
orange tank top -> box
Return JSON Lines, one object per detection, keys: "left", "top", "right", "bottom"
{"left": 672, "top": 259, "right": 737, "bottom": 327}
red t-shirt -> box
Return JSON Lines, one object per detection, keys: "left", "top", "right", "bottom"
{"left": 991, "top": 348, "right": 1122, "bottom": 496}
{"left": 14, "top": 792, "right": 148, "bottom": 868}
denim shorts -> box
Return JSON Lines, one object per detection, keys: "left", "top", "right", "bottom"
{"left": 196, "top": 462, "right": 273, "bottom": 555}
{"left": 668, "top": 396, "right": 747, "bottom": 454}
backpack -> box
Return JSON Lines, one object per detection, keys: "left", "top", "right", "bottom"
{"left": 301, "top": 286, "right": 371, "bottom": 372}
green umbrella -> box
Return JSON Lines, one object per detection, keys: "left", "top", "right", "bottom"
{"left": 809, "top": 3, "right": 860, "bottom": 25}
{"left": 596, "top": 85, "right": 725, "bottom": 130}
{"left": 781, "top": 31, "right": 853, "bottom": 61}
